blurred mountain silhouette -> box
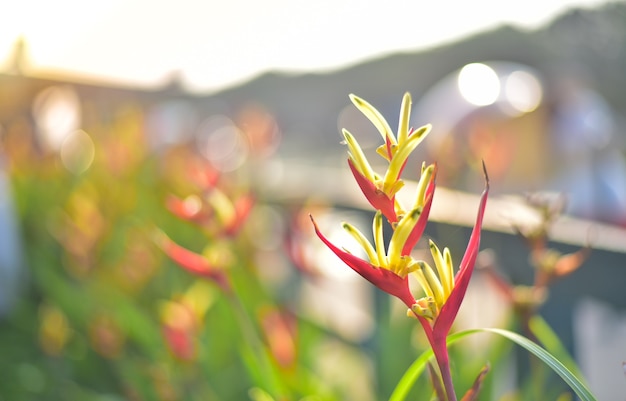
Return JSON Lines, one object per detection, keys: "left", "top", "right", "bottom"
{"left": 2, "top": 2, "right": 624, "bottom": 164}
{"left": 206, "top": 1, "right": 626, "bottom": 158}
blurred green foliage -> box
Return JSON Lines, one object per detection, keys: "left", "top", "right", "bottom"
{"left": 0, "top": 98, "right": 589, "bottom": 401}
{"left": 0, "top": 105, "right": 377, "bottom": 400}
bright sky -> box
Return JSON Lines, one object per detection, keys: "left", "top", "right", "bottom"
{"left": 0, "top": 0, "right": 608, "bottom": 93}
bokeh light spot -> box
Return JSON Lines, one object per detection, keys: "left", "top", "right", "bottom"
{"left": 32, "top": 85, "right": 81, "bottom": 152}
{"left": 196, "top": 115, "right": 248, "bottom": 172}
{"left": 504, "top": 70, "right": 543, "bottom": 113}
{"left": 60, "top": 129, "right": 95, "bottom": 174}
{"left": 458, "top": 63, "right": 500, "bottom": 106}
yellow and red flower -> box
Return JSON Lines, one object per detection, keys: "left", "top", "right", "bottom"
{"left": 312, "top": 91, "right": 491, "bottom": 400}
{"left": 155, "top": 230, "right": 231, "bottom": 292}
{"left": 344, "top": 93, "right": 432, "bottom": 223}
{"left": 310, "top": 163, "right": 436, "bottom": 307}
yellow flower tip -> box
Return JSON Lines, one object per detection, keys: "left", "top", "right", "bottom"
{"left": 398, "top": 92, "right": 413, "bottom": 144}
{"left": 418, "top": 260, "right": 445, "bottom": 307}
{"left": 387, "top": 206, "right": 423, "bottom": 265}
{"left": 373, "top": 211, "right": 388, "bottom": 267}
{"left": 410, "top": 297, "right": 436, "bottom": 320}
{"left": 342, "top": 129, "right": 377, "bottom": 182}
{"left": 413, "top": 164, "right": 436, "bottom": 209}
{"left": 348, "top": 93, "right": 360, "bottom": 104}
{"left": 342, "top": 221, "right": 379, "bottom": 266}
{"left": 429, "top": 240, "right": 455, "bottom": 301}
{"left": 207, "top": 188, "right": 235, "bottom": 225}
{"left": 414, "top": 123, "right": 433, "bottom": 136}
{"left": 383, "top": 178, "right": 405, "bottom": 198}
{"left": 348, "top": 94, "right": 397, "bottom": 146}
{"left": 376, "top": 143, "right": 394, "bottom": 161}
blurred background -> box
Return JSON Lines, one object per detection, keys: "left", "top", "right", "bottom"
{"left": 1, "top": 1, "right": 626, "bottom": 400}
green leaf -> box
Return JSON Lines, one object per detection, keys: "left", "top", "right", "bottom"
{"left": 528, "top": 315, "right": 587, "bottom": 383}
{"left": 390, "top": 328, "right": 596, "bottom": 401}
{"left": 482, "top": 328, "right": 595, "bottom": 401}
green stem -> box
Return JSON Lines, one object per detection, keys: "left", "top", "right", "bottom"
{"left": 226, "top": 291, "right": 286, "bottom": 398}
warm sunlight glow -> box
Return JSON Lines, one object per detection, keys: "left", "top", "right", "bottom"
{"left": 457, "top": 63, "right": 501, "bottom": 106}
{"left": 0, "top": 0, "right": 608, "bottom": 92}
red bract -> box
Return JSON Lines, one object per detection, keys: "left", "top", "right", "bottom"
{"left": 309, "top": 167, "right": 437, "bottom": 308}
{"left": 166, "top": 194, "right": 212, "bottom": 224}
{"left": 401, "top": 167, "right": 436, "bottom": 256}
{"left": 189, "top": 160, "right": 220, "bottom": 190}
{"left": 348, "top": 159, "right": 398, "bottom": 223}
{"left": 310, "top": 215, "right": 416, "bottom": 308}
{"left": 223, "top": 194, "right": 255, "bottom": 237}
{"left": 156, "top": 232, "right": 231, "bottom": 292}
{"left": 163, "top": 324, "right": 196, "bottom": 361}
{"left": 413, "top": 172, "right": 489, "bottom": 401}
{"left": 166, "top": 191, "right": 254, "bottom": 238}
{"left": 423, "top": 174, "right": 488, "bottom": 340}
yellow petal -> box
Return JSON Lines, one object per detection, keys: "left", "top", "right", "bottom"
{"left": 343, "top": 129, "right": 377, "bottom": 182}
{"left": 419, "top": 261, "right": 444, "bottom": 308}
{"left": 383, "top": 126, "right": 431, "bottom": 193}
{"left": 387, "top": 206, "right": 422, "bottom": 265}
{"left": 429, "top": 240, "right": 453, "bottom": 299}
{"left": 349, "top": 94, "right": 396, "bottom": 146}
{"left": 397, "top": 92, "right": 412, "bottom": 144}
{"left": 413, "top": 163, "right": 435, "bottom": 209}
{"left": 373, "top": 211, "right": 388, "bottom": 268}
{"left": 342, "top": 222, "right": 379, "bottom": 266}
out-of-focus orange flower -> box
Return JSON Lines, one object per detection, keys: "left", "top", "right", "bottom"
{"left": 236, "top": 103, "right": 281, "bottom": 159}
{"left": 89, "top": 314, "right": 125, "bottom": 359}
{"left": 166, "top": 194, "right": 212, "bottom": 224}
{"left": 48, "top": 186, "right": 107, "bottom": 278}
{"left": 258, "top": 306, "right": 297, "bottom": 369}
{"left": 115, "top": 231, "right": 160, "bottom": 293}
{"left": 160, "top": 282, "right": 214, "bottom": 361}
{"left": 166, "top": 186, "right": 254, "bottom": 238}
{"left": 482, "top": 192, "right": 590, "bottom": 315}
{"left": 155, "top": 230, "right": 231, "bottom": 292}
{"left": 161, "top": 301, "right": 198, "bottom": 361}
{"left": 285, "top": 204, "right": 328, "bottom": 278}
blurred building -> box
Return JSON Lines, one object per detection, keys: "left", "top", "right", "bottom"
{"left": 412, "top": 61, "right": 626, "bottom": 227}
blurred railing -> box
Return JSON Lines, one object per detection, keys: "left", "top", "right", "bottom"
{"left": 256, "top": 159, "right": 626, "bottom": 254}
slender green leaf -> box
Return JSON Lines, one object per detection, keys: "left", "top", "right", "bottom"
{"left": 390, "top": 328, "right": 596, "bottom": 401}
{"left": 482, "top": 328, "right": 595, "bottom": 401}
{"left": 528, "top": 315, "right": 587, "bottom": 383}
